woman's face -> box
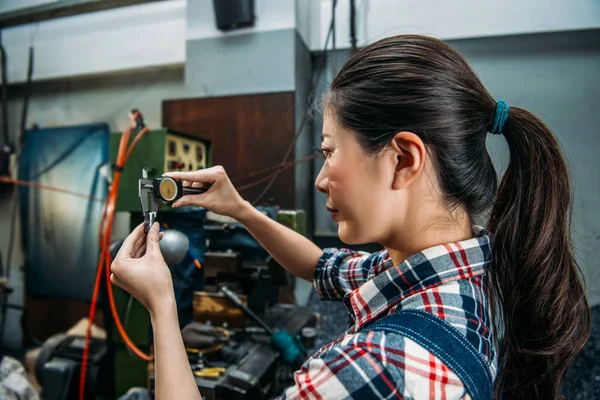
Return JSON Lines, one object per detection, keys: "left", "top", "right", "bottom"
{"left": 315, "top": 107, "right": 399, "bottom": 245}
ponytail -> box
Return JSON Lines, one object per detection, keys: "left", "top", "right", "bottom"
{"left": 488, "top": 107, "right": 591, "bottom": 399}
{"left": 325, "top": 34, "right": 590, "bottom": 398}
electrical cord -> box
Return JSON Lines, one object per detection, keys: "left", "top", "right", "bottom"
{"left": 0, "top": 186, "right": 18, "bottom": 350}
{"left": 0, "top": 44, "right": 34, "bottom": 351}
{"left": 77, "top": 117, "right": 318, "bottom": 396}
{"left": 236, "top": 154, "right": 319, "bottom": 192}
{"left": 0, "top": 177, "right": 103, "bottom": 201}
{"left": 349, "top": 0, "right": 358, "bottom": 52}
{"left": 251, "top": 0, "right": 339, "bottom": 206}
{"left": 79, "top": 113, "right": 151, "bottom": 400}
{"left": 123, "top": 294, "right": 137, "bottom": 359}
{"left": 234, "top": 154, "right": 319, "bottom": 184}
{"left": 0, "top": 29, "right": 8, "bottom": 144}
{"left": 20, "top": 46, "right": 33, "bottom": 148}
{"left": 0, "top": 153, "right": 321, "bottom": 202}
{"left": 331, "top": 0, "right": 337, "bottom": 53}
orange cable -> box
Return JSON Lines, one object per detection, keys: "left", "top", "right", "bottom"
{"left": 80, "top": 113, "right": 151, "bottom": 400}
{"left": 0, "top": 176, "right": 103, "bottom": 202}
{"left": 232, "top": 154, "right": 319, "bottom": 183}
{"left": 123, "top": 126, "right": 150, "bottom": 161}
{"left": 78, "top": 115, "right": 317, "bottom": 398}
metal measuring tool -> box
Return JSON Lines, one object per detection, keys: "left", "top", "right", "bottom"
{"left": 138, "top": 169, "right": 207, "bottom": 232}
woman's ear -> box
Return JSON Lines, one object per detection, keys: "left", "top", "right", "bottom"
{"left": 389, "top": 132, "right": 426, "bottom": 190}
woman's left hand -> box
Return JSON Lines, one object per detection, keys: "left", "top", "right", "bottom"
{"left": 110, "top": 222, "right": 174, "bottom": 315}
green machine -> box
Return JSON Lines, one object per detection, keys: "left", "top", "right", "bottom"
{"left": 110, "top": 128, "right": 212, "bottom": 211}
{"left": 109, "top": 128, "right": 211, "bottom": 396}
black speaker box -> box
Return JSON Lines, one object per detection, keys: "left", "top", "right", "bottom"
{"left": 212, "top": 0, "right": 255, "bottom": 31}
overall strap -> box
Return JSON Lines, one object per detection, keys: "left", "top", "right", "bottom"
{"left": 362, "top": 309, "right": 493, "bottom": 400}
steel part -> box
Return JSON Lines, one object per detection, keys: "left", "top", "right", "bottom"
{"left": 139, "top": 169, "right": 159, "bottom": 233}
{"left": 222, "top": 343, "right": 278, "bottom": 398}
{"left": 159, "top": 229, "right": 190, "bottom": 267}
{"left": 221, "top": 286, "right": 274, "bottom": 335}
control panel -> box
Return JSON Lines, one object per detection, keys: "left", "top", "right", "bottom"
{"left": 164, "top": 133, "right": 208, "bottom": 172}
{"left": 110, "top": 128, "right": 211, "bottom": 212}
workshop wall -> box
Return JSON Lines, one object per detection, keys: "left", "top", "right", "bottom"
{"left": 184, "top": 0, "right": 314, "bottom": 228}
{"left": 0, "top": 67, "right": 185, "bottom": 346}
{"left": 3, "top": 0, "right": 599, "bottom": 82}
{"left": 312, "top": 29, "right": 600, "bottom": 306}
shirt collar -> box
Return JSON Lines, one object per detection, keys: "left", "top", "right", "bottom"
{"left": 343, "top": 227, "right": 493, "bottom": 330}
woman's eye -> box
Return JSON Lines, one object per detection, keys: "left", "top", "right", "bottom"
{"left": 315, "top": 146, "right": 332, "bottom": 159}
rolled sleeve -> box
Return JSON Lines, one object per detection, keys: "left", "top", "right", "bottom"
{"left": 313, "top": 248, "right": 387, "bottom": 301}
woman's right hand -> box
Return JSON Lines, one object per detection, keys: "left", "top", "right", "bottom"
{"left": 163, "top": 166, "right": 248, "bottom": 220}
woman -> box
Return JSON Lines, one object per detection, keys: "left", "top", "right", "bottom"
{"left": 110, "top": 35, "right": 590, "bottom": 399}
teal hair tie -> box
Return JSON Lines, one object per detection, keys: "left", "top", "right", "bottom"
{"left": 490, "top": 100, "right": 509, "bottom": 135}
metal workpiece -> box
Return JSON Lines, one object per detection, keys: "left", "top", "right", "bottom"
{"left": 139, "top": 169, "right": 159, "bottom": 233}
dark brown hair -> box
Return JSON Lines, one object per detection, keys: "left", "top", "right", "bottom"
{"left": 327, "top": 35, "right": 591, "bottom": 399}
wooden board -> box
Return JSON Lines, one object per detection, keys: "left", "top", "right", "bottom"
{"left": 162, "top": 92, "right": 297, "bottom": 208}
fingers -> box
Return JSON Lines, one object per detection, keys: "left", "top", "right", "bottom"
{"left": 133, "top": 243, "right": 147, "bottom": 259}
{"left": 110, "top": 273, "right": 122, "bottom": 287}
{"left": 131, "top": 227, "right": 162, "bottom": 258}
{"left": 145, "top": 222, "right": 161, "bottom": 253}
{"left": 191, "top": 181, "right": 208, "bottom": 189}
{"left": 163, "top": 166, "right": 226, "bottom": 185}
{"left": 172, "top": 193, "right": 209, "bottom": 208}
{"left": 130, "top": 229, "right": 147, "bottom": 256}
{"left": 182, "top": 181, "right": 208, "bottom": 189}
{"left": 116, "top": 223, "right": 145, "bottom": 258}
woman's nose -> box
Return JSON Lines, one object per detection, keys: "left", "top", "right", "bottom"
{"left": 315, "top": 166, "right": 329, "bottom": 194}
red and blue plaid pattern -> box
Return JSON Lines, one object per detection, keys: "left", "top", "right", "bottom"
{"left": 279, "top": 228, "right": 497, "bottom": 399}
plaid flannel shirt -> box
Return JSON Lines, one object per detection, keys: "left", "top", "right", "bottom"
{"left": 278, "top": 228, "right": 497, "bottom": 399}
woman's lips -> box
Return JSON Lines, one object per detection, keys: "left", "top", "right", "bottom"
{"left": 326, "top": 206, "right": 339, "bottom": 220}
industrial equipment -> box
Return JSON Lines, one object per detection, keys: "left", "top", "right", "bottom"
{"left": 107, "top": 125, "right": 212, "bottom": 396}
{"left": 34, "top": 334, "right": 110, "bottom": 400}
{"left": 149, "top": 300, "right": 319, "bottom": 400}
{"left": 139, "top": 170, "right": 207, "bottom": 232}
{"left": 109, "top": 128, "right": 211, "bottom": 212}
{"left": 106, "top": 117, "right": 316, "bottom": 399}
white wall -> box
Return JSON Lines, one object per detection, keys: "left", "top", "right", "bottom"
{"left": 312, "top": 0, "right": 600, "bottom": 51}
{"left": 3, "top": 0, "right": 599, "bottom": 83}
{"left": 2, "top": 0, "right": 187, "bottom": 83}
